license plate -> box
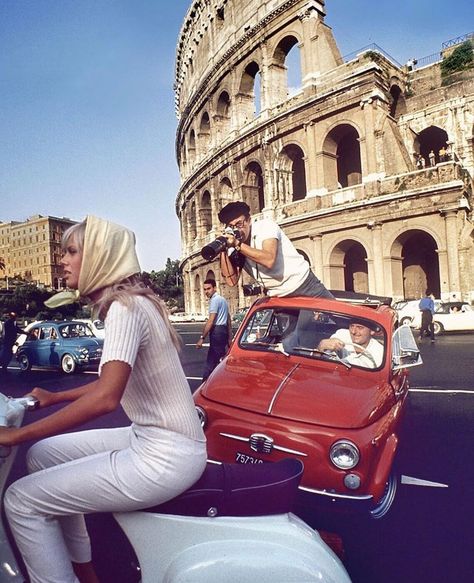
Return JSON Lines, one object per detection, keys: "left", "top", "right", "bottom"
{"left": 235, "top": 451, "right": 264, "bottom": 464}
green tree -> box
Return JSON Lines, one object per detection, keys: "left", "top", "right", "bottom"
{"left": 143, "top": 258, "right": 184, "bottom": 311}
{"left": 441, "top": 41, "right": 474, "bottom": 77}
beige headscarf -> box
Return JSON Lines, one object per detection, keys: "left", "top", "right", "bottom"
{"left": 45, "top": 215, "right": 141, "bottom": 308}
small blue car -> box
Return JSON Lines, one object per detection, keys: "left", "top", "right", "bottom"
{"left": 16, "top": 320, "right": 103, "bottom": 374}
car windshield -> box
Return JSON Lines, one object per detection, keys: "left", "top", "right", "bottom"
{"left": 239, "top": 307, "right": 386, "bottom": 370}
{"left": 58, "top": 323, "right": 94, "bottom": 338}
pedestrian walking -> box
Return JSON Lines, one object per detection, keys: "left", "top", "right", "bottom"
{"left": 196, "top": 278, "right": 231, "bottom": 381}
{"left": 419, "top": 291, "right": 435, "bottom": 342}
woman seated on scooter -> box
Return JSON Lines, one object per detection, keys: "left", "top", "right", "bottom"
{"left": 0, "top": 215, "right": 207, "bottom": 583}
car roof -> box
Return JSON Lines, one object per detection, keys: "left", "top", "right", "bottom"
{"left": 247, "top": 295, "right": 395, "bottom": 328}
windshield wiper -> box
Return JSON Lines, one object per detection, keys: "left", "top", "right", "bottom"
{"left": 290, "top": 346, "right": 352, "bottom": 369}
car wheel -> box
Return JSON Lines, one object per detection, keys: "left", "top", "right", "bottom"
{"left": 370, "top": 473, "right": 398, "bottom": 519}
{"left": 400, "top": 317, "right": 412, "bottom": 326}
{"left": 61, "top": 354, "right": 77, "bottom": 374}
{"left": 433, "top": 321, "right": 443, "bottom": 335}
{"left": 18, "top": 353, "right": 32, "bottom": 372}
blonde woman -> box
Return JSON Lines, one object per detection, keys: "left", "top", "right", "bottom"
{"left": 0, "top": 216, "right": 206, "bottom": 583}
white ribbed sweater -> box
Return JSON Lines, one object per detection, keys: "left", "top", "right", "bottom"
{"left": 99, "top": 296, "right": 205, "bottom": 442}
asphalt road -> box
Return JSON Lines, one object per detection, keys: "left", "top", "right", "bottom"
{"left": 1, "top": 326, "right": 473, "bottom": 582}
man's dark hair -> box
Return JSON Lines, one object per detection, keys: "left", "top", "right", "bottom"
{"left": 218, "top": 201, "right": 251, "bottom": 224}
{"left": 204, "top": 278, "right": 216, "bottom": 287}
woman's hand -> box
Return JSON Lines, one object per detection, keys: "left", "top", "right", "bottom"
{"left": 0, "top": 427, "right": 20, "bottom": 447}
{"left": 28, "top": 387, "right": 58, "bottom": 408}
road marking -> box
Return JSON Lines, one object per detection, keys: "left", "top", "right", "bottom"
{"left": 401, "top": 475, "right": 449, "bottom": 488}
{"left": 187, "top": 376, "right": 203, "bottom": 381}
{"left": 185, "top": 342, "right": 209, "bottom": 347}
{"left": 410, "top": 388, "right": 474, "bottom": 395}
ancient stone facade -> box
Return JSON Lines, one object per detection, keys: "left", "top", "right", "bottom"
{"left": 174, "top": 0, "right": 474, "bottom": 314}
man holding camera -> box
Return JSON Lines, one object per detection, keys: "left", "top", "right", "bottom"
{"left": 216, "top": 202, "right": 332, "bottom": 299}
{"left": 196, "top": 278, "right": 231, "bottom": 381}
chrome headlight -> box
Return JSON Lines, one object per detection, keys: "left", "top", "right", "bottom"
{"left": 195, "top": 406, "right": 207, "bottom": 429}
{"left": 330, "top": 440, "right": 360, "bottom": 470}
{"left": 78, "top": 347, "right": 89, "bottom": 355}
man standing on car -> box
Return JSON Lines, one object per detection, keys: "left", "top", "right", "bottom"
{"left": 196, "top": 279, "right": 231, "bottom": 381}
{"left": 418, "top": 291, "right": 435, "bottom": 343}
{"left": 217, "top": 201, "right": 333, "bottom": 299}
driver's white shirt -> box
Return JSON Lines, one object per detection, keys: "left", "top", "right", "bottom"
{"left": 331, "top": 329, "right": 384, "bottom": 368}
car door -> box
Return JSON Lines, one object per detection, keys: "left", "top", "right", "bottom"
{"left": 36, "top": 325, "right": 60, "bottom": 366}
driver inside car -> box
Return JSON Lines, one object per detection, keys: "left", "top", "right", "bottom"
{"left": 317, "top": 318, "right": 383, "bottom": 368}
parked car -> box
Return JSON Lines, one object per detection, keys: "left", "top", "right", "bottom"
{"left": 169, "top": 312, "right": 206, "bottom": 323}
{"left": 16, "top": 320, "right": 103, "bottom": 374}
{"left": 432, "top": 302, "right": 474, "bottom": 334}
{"left": 75, "top": 318, "right": 105, "bottom": 339}
{"left": 393, "top": 298, "right": 442, "bottom": 328}
{"left": 194, "top": 294, "right": 421, "bottom": 519}
{"left": 187, "top": 313, "right": 207, "bottom": 322}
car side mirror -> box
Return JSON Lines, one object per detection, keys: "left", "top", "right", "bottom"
{"left": 392, "top": 325, "right": 423, "bottom": 370}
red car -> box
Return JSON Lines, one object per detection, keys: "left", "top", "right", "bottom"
{"left": 194, "top": 294, "right": 422, "bottom": 519}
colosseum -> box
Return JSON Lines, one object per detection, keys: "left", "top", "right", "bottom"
{"left": 174, "top": 0, "right": 474, "bottom": 314}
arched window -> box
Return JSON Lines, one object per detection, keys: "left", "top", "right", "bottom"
{"left": 271, "top": 36, "right": 301, "bottom": 103}
{"left": 322, "top": 125, "right": 362, "bottom": 190}
{"left": 389, "top": 85, "right": 406, "bottom": 118}
{"left": 239, "top": 61, "right": 261, "bottom": 123}
{"left": 216, "top": 91, "right": 232, "bottom": 141}
{"left": 415, "top": 126, "right": 450, "bottom": 166}
{"left": 199, "top": 112, "right": 211, "bottom": 153}
{"left": 278, "top": 144, "right": 307, "bottom": 202}
{"left": 243, "top": 162, "right": 265, "bottom": 213}
{"left": 201, "top": 191, "right": 212, "bottom": 233}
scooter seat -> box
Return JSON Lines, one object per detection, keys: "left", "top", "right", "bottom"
{"left": 144, "top": 458, "right": 304, "bottom": 518}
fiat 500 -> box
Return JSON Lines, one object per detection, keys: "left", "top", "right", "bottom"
{"left": 194, "top": 294, "right": 421, "bottom": 518}
{"left": 16, "top": 320, "right": 103, "bottom": 374}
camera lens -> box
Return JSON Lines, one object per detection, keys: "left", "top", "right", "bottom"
{"left": 201, "top": 236, "right": 228, "bottom": 261}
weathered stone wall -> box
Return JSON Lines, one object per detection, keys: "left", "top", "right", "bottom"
{"left": 174, "top": 0, "right": 474, "bottom": 314}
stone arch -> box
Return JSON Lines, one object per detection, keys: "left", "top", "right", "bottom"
{"left": 189, "top": 200, "right": 197, "bottom": 241}
{"left": 390, "top": 229, "right": 440, "bottom": 299}
{"left": 277, "top": 144, "right": 307, "bottom": 202}
{"left": 270, "top": 34, "right": 302, "bottom": 103}
{"left": 389, "top": 84, "right": 406, "bottom": 118}
{"left": 219, "top": 176, "right": 234, "bottom": 210}
{"left": 329, "top": 239, "right": 369, "bottom": 293}
{"left": 200, "top": 191, "right": 212, "bottom": 233}
{"left": 238, "top": 61, "right": 261, "bottom": 123}
{"left": 188, "top": 129, "right": 196, "bottom": 165}
{"left": 199, "top": 111, "right": 211, "bottom": 154}
{"left": 414, "top": 126, "right": 450, "bottom": 166}
{"left": 242, "top": 161, "right": 265, "bottom": 213}
{"left": 216, "top": 90, "right": 232, "bottom": 141}
{"left": 205, "top": 268, "right": 216, "bottom": 281}
{"left": 322, "top": 123, "right": 362, "bottom": 191}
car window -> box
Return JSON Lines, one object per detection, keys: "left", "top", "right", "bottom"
{"left": 239, "top": 307, "right": 386, "bottom": 370}
{"left": 39, "top": 326, "right": 54, "bottom": 340}
{"left": 59, "top": 323, "right": 94, "bottom": 338}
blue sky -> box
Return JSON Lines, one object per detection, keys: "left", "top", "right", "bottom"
{"left": 1, "top": 0, "right": 472, "bottom": 271}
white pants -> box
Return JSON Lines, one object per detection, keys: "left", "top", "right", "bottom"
{"left": 5, "top": 425, "right": 207, "bottom": 583}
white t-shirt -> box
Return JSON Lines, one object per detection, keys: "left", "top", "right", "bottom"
{"left": 331, "top": 328, "right": 384, "bottom": 368}
{"left": 244, "top": 218, "right": 309, "bottom": 296}
{"left": 99, "top": 295, "right": 205, "bottom": 441}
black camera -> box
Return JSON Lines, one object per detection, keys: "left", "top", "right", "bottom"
{"left": 201, "top": 227, "right": 241, "bottom": 262}
{"left": 242, "top": 283, "right": 263, "bottom": 296}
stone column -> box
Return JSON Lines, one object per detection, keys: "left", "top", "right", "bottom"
{"left": 305, "top": 122, "right": 320, "bottom": 197}
{"left": 369, "top": 222, "right": 384, "bottom": 295}
{"left": 310, "top": 234, "right": 324, "bottom": 278}
{"left": 441, "top": 208, "right": 461, "bottom": 297}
